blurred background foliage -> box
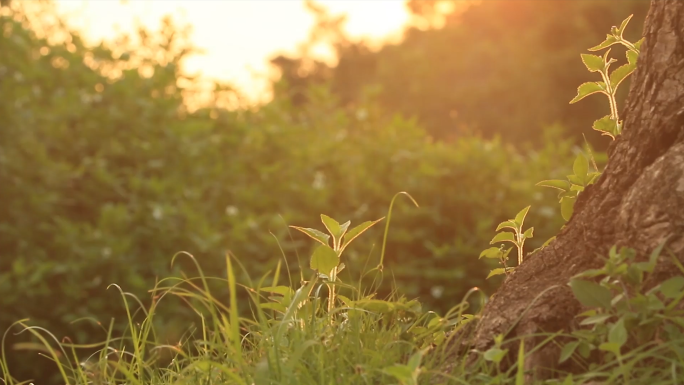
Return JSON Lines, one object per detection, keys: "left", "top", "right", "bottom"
{"left": 0, "top": 0, "right": 647, "bottom": 382}
{"left": 272, "top": 0, "right": 648, "bottom": 147}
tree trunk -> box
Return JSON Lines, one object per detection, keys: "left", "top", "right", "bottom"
{"left": 467, "top": 0, "right": 684, "bottom": 378}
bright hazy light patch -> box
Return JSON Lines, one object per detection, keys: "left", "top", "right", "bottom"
{"left": 53, "top": 0, "right": 410, "bottom": 104}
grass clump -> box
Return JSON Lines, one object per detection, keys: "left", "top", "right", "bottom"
{"left": 0, "top": 245, "right": 477, "bottom": 385}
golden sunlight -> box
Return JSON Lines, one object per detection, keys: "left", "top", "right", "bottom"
{"left": 53, "top": 0, "right": 410, "bottom": 103}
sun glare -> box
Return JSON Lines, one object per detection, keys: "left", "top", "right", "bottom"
{"left": 53, "top": 0, "right": 410, "bottom": 105}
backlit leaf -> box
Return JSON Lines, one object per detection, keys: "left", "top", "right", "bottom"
{"left": 514, "top": 206, "right": 531, "bottom": 227}
{"left": 341, "top": 218, "right": 384, "bottom": 251}
{"left": 310, "top": 245, "right": 339, "bottom": 277}
{"left": 523, "top": 227, "right": 534, "bottom": 239}
{"left": 496, "top": 220, "right": 517, "bottom": 231}
{"left": 479, "top": 247, "right": 503, "bottom": 259}
{"left": 588, "top": 35, "right": 618, "bottom": 51}
{"left": 581, "top": 54, "right": 605, "bottom": 72}
{"left": 633, "top": 38, "right": 644, "bottom": 52}
{"left": 573, "top": 153, "right": 589, "bottom": 179}
{"left": 593, "top": 115, "right": 618, "bottom": 138}
{"left": 490, "top": 231, "right": 515, "bottom": 245}
{"left": 570, "top": 82, "right": 606, "bottom": 104}
{"left": 560, "top": 196, "right": 576, "bottom": 221}
{"left": 320, "top": 214, "right": 340, "bottom": 234}
{"left": 567, "top": 175, "right": 583, "bottom": 187}
{"left": 487, "top": 268, "right": 508, "bottom": 279}
{"left": 536, "top": 179, "right": 570, "bottom": 191}
{"left": 609, "top": 63, "right": 635, "bottom": 90}
{"left": 290, "top": 226, "right": 330, "bottom": 246}
{"left": 617, "top": 14, "right": 633, "bottom": 36}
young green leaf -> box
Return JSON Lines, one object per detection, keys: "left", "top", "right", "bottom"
{"left": 514, "top": 206, "right": 531, "bottom": 227}
{"left": 570, "top": 82, "right": 607, "bottom": 104}
{"left": 617, "top": 14, "right": 633, "bottom": 36}
{"left": 626, "top": 49, "right": 638, "bottom": 65}
{"left": 581, "top": 53, "right": 605, "bottom": 72}
{"left": 559, "top": 341, "right": 579, "bottom": 363}
{"left": 320, "top": 214, "right": 342, "bottom": 248}
{"left": 633, "top": 37, "right": 645, "bottom": 52}
{"left": 339, "top": 220, "right": 351, "bottom": 238}
{"left": 660, "top": 276, "right": 684, "bottom": 299}
{"left": 567, "top": 175, "right": 583, "bottom": 186}
{"left": 290, "top": 226, "right": 330, "bottom": 246}
{"left": 573, "top": 153, "right": 589, "bottom": 180}
{"left": 560, "top": 196, "right": 576, "bottom": 221}
{"left": 310, "top": 244, "right": 339, "bottom": 278}
{"left": 598, "top": 342, "right": 620, "bottom": 355}
{"left": 340, "top": 217, "right": 384, "bottom": 251}
{"left": 496, "top": 220, "right": 517, "bottom": 232}
{"left": 569, "top": 279, "right": 613, "bottom": 309}
{"left": 580, "top": 314, "right": 612, "bottom": 326}
{"left": 321, "top": 215, "right": 351, "bottom": 246}
{"left": 523, "top": 227, "right": 534, "bottom": 239}
{"left": 609, "top": 63, "right": 636, "bottom": 90}
{"left": 490, "top": 231, "right": 516, "bottom": 245}
{"left": 609, "top": 318, "right": 628, "bottom": 347}
{"left": 588, "top": 34, "right": 619, "bottom": 51}
{"left": 593, "top": 115, "right": 618, "bottom": 138}
{"left": 487, "top": 268, "right": 509, "bottom": 279}
{"left": 536, "top": 179, "right": 570, "bottom": 191}
{"left": 483, "top": 348, "right": 508, "bottom": 363}
{"left": 479, "top": 247, "right": 503, "bottom": 259}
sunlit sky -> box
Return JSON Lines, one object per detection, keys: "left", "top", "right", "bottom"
{"left": 54, "top": 0, "right": 411, "bottom": 103}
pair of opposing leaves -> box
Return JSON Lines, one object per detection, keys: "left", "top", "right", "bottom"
{"left": 290, "top": 214, "right": 384, "bottom": 279}
{"left": 537, "top": 153, "right": 599, "bottom": 221}
{"left": 479, "top": 206, "right": 534, "bottom": 278}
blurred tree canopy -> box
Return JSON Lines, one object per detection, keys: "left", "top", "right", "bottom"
{"left": 270, "top": 0, "right": 649, "bottom": 147}
{"left": 0, "top": 1, "right": 639, "bottom": 382}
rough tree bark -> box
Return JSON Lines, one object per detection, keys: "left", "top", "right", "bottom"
{"left": 466, "top": 0, "right": 684, "bottom": 378}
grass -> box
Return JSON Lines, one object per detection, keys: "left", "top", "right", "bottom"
{"left": 0, "top": 250, "right": 478, "bottom": 385}
{"left": 3, "top": 252, "right": 684, "bottom": 385}
{"left": 3, "top": 212, "right": 684, "bottom": 384}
